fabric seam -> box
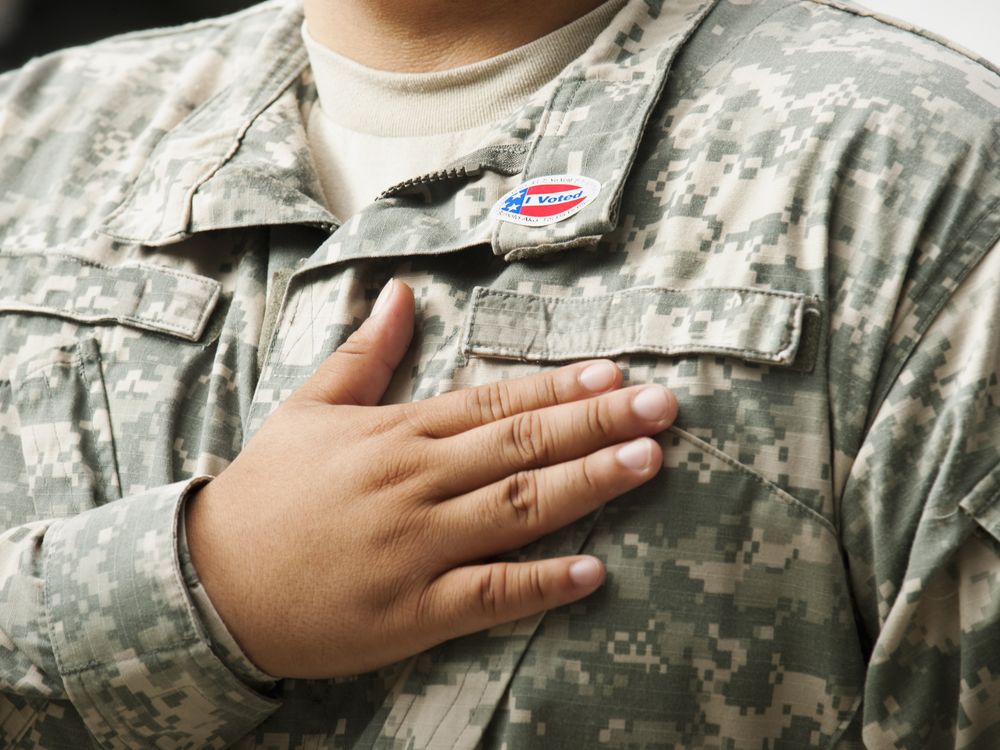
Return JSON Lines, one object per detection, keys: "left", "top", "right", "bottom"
{"left": 800, "top": 0, "right": 1000, "bottom": 78}
{"left": 863, "top": 197, "right": 1000, "bottom": 434}
{"left": 103, "top": 43, "right": 309, "bottom": 244}
{"left": 668, "top": 425, "right": 836, "bottom": 535}
{"left": 465, "top": 286, "right": 804, "bottom": 362}
{"left": 671, "top": 2, "right": 792, "bottom": 104}
{"left": 0, "top": 254, "right": 220, "bottom": 340}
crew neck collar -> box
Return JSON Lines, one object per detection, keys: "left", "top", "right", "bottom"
{"left": 303, "top": 0, "right": 626, "bottom": 137}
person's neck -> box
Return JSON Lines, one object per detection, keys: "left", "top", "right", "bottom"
{"left": 303, "top": 0, "right": 609, "bottom": 73}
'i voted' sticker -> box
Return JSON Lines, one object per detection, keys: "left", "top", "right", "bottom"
{"left": 492, "top": 175, "right": 601, "bottom": 227}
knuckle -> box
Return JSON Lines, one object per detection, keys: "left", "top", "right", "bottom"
{"left": 508, "top": 411, "right": 548, "bottom": 466}
{"left": 499, "top": 471, "right": 541, "bottom": 527}
{"left": 411, "top": 578, "right": 439, "bottom": 630}
{"left": 584, "top": 396, "right": 616, "bottom": 439}
{"left": 526, "top": 565, "right": 546, "bottom": 606}
{"left": 370, "top": 505, "right": 424, "bottom": 550}
{"left": 479, "top": 565, "right": 546, "bottom": 619}
{"left": 534, "top": 372, "right": 560, "bottom": 408}
{"left": 494, "top": 381, "right": 517, "bottom": 420}
{"left": 368, "top": 452, "right": 420, "bottom": 494}
{"left": 337, "top": 333, "right": 395, "bottom": 381}
{"left": 408, "top": 470, "right": 451, "bottom": 505}
{"left": 478, "top": 564, "right": 508, "bottom": 619}
{"left": 467, "top": 385, "right": 494, "bottom": 423}
{"left": 355, "top": 405, "right": 404, "bottom": 439}
{"left": 469, "top": 381, "right": 511, "bottom": 424}
{"left": 398, "top": 401, "right": 437, "bottom": 438}
{"left": 578, "top": 454, "right": 603, "bottom": 494}
{"left": 336, "top": 334, "right": 369, "bottom": 358}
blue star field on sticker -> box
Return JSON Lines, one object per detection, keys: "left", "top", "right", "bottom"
{"left": 501, "top": 188, "right": 528, "bottom": 213}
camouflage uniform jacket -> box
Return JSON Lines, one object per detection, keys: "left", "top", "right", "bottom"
{"left": 1, "top": 0, "right": 999, "bottom": 747}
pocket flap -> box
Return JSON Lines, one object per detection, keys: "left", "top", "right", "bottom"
{"left": 0, "top": 253, "right": 220, "bottom": 342}
{"left": 463, "top": 286, "right": 812, "bottom": 366}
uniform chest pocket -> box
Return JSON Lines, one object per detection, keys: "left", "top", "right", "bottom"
{"left": 10, "top": 337, "right": 121, "bottom": 518}
{"left": 1, "top": 253, "right": 221, "bottom": 521}
{"left": 452, "top": 283, "right": 825, "bottom": 512}
{"left": 461, "top": 285, "right": 818, "bottom": 370}
{"left": 452, "top": 286, "right": 860, "bottom": 744}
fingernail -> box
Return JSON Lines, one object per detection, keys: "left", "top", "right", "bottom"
{"left": 578, "top": 361, "right": 618, "bottom": 392}
{"left": 616, "top": 439, "right": 652, "bottom": 471}
{"left": 371, "top": 279, "right": 395, "bottom": 317}
{"left": 632, "top": 386, "right": 672, "bottom": 422}
{"left": 569, "top": 558, "right": 603, "bottom": 587}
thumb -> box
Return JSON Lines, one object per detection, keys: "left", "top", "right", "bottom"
{"left": 298, "top": 279, "right": 415, "bottom": 405}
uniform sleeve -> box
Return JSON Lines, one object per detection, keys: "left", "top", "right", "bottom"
{"left": 840, "top": 242, "right": 1000, "bottom": 746}
{"left": 1, "top": 478, "right": 280, "bottom": 749}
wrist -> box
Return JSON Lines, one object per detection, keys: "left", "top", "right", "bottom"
{"left": 184, "top": 481, "right": 263, "bottom": 669}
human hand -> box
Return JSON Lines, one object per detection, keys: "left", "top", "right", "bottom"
{"left": 185, "top": 279, "right": 677, "bottom": 679}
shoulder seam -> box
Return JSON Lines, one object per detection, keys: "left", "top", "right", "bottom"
{"left": 673, "top": 1, "right": 793, "bottom": 102}
{"left": 799, "top": 0, "right": 1000, "bottom": 79}
{"left": 865, "top": 191, "right": 1000, "bottom": 436}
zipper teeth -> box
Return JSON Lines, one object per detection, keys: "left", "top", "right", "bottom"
{"left": 379, "top": 166, "right": 470, "bottom": 199}
{"left": 377, "top": 144, "right": 530, "bottom": 200}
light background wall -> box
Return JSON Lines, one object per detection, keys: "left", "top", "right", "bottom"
{"left": 857, "top": 0, "right": 999, "bottom": 63}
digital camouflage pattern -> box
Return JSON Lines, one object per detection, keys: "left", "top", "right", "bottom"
{"left": 0, "top": 0, "right": 998, "bottom": 746}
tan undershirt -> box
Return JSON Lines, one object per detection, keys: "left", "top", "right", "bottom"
{"left": 303, "top": 0, "right": 626, "bottom": 222}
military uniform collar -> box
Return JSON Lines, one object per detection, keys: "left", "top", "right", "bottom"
{"left": 101, "top": 0, "right": 721, "bottom": 260}
{"left": 101, "top": 0, "right": 325, "bottom": 246}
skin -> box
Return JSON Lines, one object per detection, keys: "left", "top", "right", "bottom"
{"left": 303, "top": 0, "right": 610, "bottom": 72}
{"left": 186, "top": 0, "right": 665, "bottom": 680}
{"left": 187, "top": 280, "right": 677, "bottom": 678}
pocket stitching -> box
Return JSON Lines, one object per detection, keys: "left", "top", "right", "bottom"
{"left": 668, "top": 425, "right": 836, "bottom": 536}
{"left": 464, "top": 286, "right": 805, "bottom": 364}
{"left": 75, "top": 338, "right": 123, "bottom": 502}
{"left": 12, "top": 337, "right": 124, "bottom": 515}
{"left": 0, "top": 252, "right": 221, "bottom": 341}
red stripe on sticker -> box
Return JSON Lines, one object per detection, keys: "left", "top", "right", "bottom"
{"left": 520, "top": 198, "right": 586, "bottom": 217}
{"left": 526, "top": 183, "right": 579, "bottom": 195}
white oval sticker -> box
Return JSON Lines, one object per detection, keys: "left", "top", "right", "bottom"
{"left": 492, "top": 175, "right": 602, "bottom": 227}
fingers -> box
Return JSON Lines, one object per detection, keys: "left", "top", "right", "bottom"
{"left": 404, "top": 359, "right": 623, "bottom": 438}
{"left": 431, "top": 383, "right": 676, "bottom": 493}
{"left": 434, "top": 437, "right": 662, "bottom": 564}
{"left": 296, "top": 279, "right": 415, "bottom": 406}
{"left": 421, "top": 556, "right": 606, "bottom": 641}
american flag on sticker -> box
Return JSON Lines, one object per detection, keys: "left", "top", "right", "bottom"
{"left": 492, "top": 175, "right": 601, "bottom": 227}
